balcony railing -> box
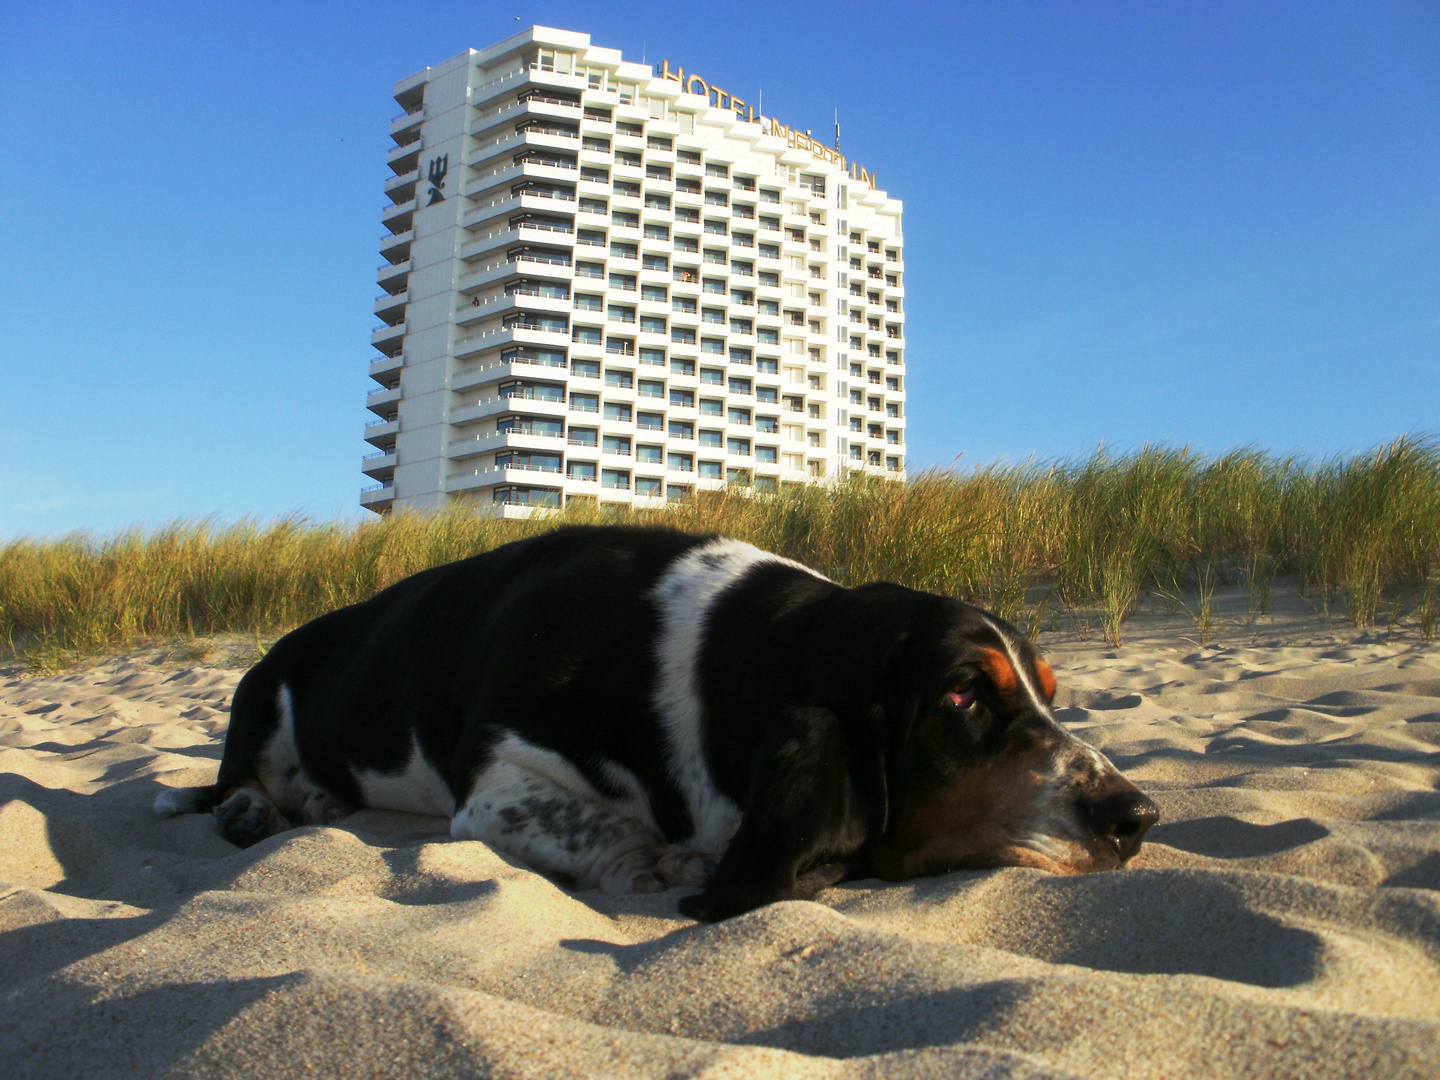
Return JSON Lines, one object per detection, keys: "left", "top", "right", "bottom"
{"left": 517, "top": 91, "right": 581, "bottom": 109}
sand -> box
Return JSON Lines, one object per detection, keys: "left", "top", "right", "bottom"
{"left": 2, "top": 590, "right": 1439, "bottom": 1078}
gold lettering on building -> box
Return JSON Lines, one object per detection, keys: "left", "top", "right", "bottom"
{"left": 659, "top": 59, "right": 873, "bottom": 187}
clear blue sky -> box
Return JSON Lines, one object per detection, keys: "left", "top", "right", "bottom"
{"left": 3, "top": 1, "right": 1436, "bottom": 538}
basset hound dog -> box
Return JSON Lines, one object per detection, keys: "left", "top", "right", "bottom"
{"left": 156, "top": 525, "right": 1158, "bottom": 921}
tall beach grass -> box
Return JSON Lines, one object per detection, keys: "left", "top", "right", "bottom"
{"left": 3, "top": 437, "right": 1436, "bottom": 663}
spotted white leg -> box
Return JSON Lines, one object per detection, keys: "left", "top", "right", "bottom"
{"left": 451, "top": 759, "right": 709, "bottom": 893}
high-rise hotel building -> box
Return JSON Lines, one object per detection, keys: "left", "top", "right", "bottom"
{"left": 363, "top": 26, "right": 906, "bottom": 515}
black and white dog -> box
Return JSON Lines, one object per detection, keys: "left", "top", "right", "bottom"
{"left": 156, "top": 526, "right": 1158, "bottom": 921}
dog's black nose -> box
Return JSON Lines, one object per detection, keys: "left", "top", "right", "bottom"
{"left": 1084, "top": 792, "right": 1160, "bottom": 862}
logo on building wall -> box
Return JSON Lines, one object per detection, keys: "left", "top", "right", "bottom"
{"left": 426, "top": 154, "right": 448, "bottom": 204}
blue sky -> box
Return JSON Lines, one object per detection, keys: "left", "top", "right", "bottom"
{"left": 3, "top": 1, "right": 1436, "bottom": 537}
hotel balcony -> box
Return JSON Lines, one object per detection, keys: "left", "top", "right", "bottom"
{"left": 467, "top": 64, "right": 586, "bottom": 110}
{"left": 382, "top": 197, "right": 416, "bottom": 231}
{"left": 390, "top": 106, "right": 425, "bottom": 138}
{"left": 366, "top": 385, "right": 402, "bottom": 414}
{"left": 362, "top": 450, "right": 397, "bottom": 479}
{"left": 452, "top": 323, "right": 570, "bottom": 360}
{"left": 463, "top": 189, "right": 578, "bottom": 232}
{"left": 455, "top": 291, "right": 571, "bottom": 327}
{"left": 446, "top": 427, "right": 566, "bottom": 461}
{"left": 384, "top": 168, "right": 419, "bottom": 201}
{"left": 371, "top": 322, "right": 406, "bottom": 350}
{"left": 469, "top": 92, "right": 583, "bottom": 140}
{"left": 446, "top": 465, "right": 565, "bottom": 494}
{"left": 360, "top": 482, "right": 395, "bottom": 510}
{"left": 387, "top": 137, "right": 422, "bottom": 170}
{"left": 379, "top": 228, "right": 412, "bottom": 255}
{"left": 457, "top": 251, "right": 573, "bottom": 292}
{"left": 450, "top": 393, "right": 568, "bottom": 426}
{"left": 374, "top": 290, "right": 408, "bottom": 319}
{"left": 377, "top": 259, "right": 411, "bottom": 289}
{"left": 369, "top": 353, "right": 404, "bottom": 380}
{"left": 364, "top": 417, "right": 400, "bottom": 446}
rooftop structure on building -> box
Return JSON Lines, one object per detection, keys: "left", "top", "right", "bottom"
{"left": 363, "top": 25, "right": 906, "bottom": 516}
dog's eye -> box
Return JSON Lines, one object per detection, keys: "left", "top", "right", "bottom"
{"left": 944, "top": 687, "right": 976, "bottom": 711}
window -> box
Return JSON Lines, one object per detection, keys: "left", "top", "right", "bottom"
{"left": 670, "top": 357, "right": 695, "bottom": 376}
{"left": 699, "top": 429, "right": 723, "bottom": 448}
{"left": 759, "top": 243, "right": 780, "bottom": 259}
{"left": 756, "top": 445, "right": 778, "bottom": 464}
{"left": 642, "top": 253, "right": 669, "bottom": 271}
{"left": 732, "top": 260, "right": 753, "bottom": 276}
{"left": 638, "top": 377, "right": 665, "bottom": 398}
{"left": 602, "top": 469, "right": 630, "bottom": 489}
{"left": 674, "top": 236, "right": 699, "bottom": 253}
{"left": 729, "top": 347, "right": 752, "bottom": 365}
{"left": 703, "top": 249, "right": 727, "bottom": 265}
{"left": 641, "top": 284, "right": 667, "bottom": 302}
{"left": 672, "top": 327, "right": 696, "bottom": 345}
{"left": 757, "top": 416, "right": 778, "bottom": 434}
{"left": 603, "top": 401, "right": 632, "bottom": 422}
{"left": 609, "top": 273, "right": 636, "bottom": 291}
{"left": 886, "top": 402, "right": 900, "bottom": 417}
{"left": 672, "top": 296, "right": 696, "bottom": 314}
{"left": 697, "top": 460, "right": 722, "bottom": 480}
{"left": 643, "top": 223, "right": 669, "bottom": 240}
{"left": 702, "top": 278, "right": 725, "bottom": 295}
{"left": 645, "top": 193, "right": 671, "bottom": 210}
{"left": 699, "top": 366, "right": 723, "bottom": 385}
{"left": 668, "top": 452, "right": 694, "bottom": 472}
{"left": 607, "top": 305, "right": 635, "bottom": 323}
{"left": 669, "top": 420, "right": 693, "bottom": 439}
{"left": 611, "top": 210, "right": 639, "bottom": 228}
{"left": 699, "top": 397, "right": 723, "bottom": 416}
{"left": 583, "top": 136, "right": 611, "bottom": 152}
{"left": 615, "top": 151, "right": 642, "bottom": 167}
{"left": 647, "top": 135, "right": 673, "bottom": 151}
{"left": 604, "top": 368, "right": 633, "bottom": 388}
{"left": 572, "top": 358, "right": 600, "bottom": 378}
{"left": 579, "top": 197, "right": 608, "bottom": 214}
{"left": 570, "top": 392, "right": 599, "bottom": 412}
{"left": 701, "top": 307, "right": 723, "bottom": 325}
{"left": 729, "top": 318, "right": 752, "bottom": 334}
{"left": 614, "top": 179, "right": 640, "bottom": 196}
{"left": 645, "top": 164, "right": 671, "bottom": 180}
{"left": 727, "top": 407, "right": 751, "bottom": 425}
{"left": 576, "top": 260, "right": 604, "bottom": 279}
{"left": 727, "top": 438, "right": 750, "bottom": 456}
{"left": 610, "top": 242, "right": 638, "bottom": 260}
{"left": 637, "top": 411, "right": 663, "bottom": 430}
{"left": 573, "top": 326, "right": 602, "bottom": 345}
{"left": 637, "top": 444, "right": 663, "bottom": 464}
{"left": 759, "top": 271, "right": 779, "bottom": 286}
{"left": 574, "top": 293, "right": 602, "bottom": 311}
{"left": 569, "top": 427, "right": 598, "bottom": 446}
{"left": 757, "top": 357, "right": 778, "bottom": 374}
{"left": 669, "top": 388, "right": 694, "bottom": 408}
{"left": 701, "top": 337, "right": 724, "bottom": 355}
{"left": 636, "top": 476, "right": 662, "bottom": 497}
{"left": 584, "top": 106, "right": 612, "bottom": 122}
{"left": 757, "top": 328, "right": 779, "bottom": 345}
{"left": 606, "top": 338, "right": 635, "bottom": 356}
{"left": 617, "top": 121, "right": 643, "bottom": 136}
{"left": 678, "top": 149, "right": 701, "bottom": 164}
{"left": 581, "top": 166, "right": 610, "bottom": 183}
{"left": 756, "top": 386, "right": 778, "bottom": 404}
{"left": 567, "top": 461, "right": 597, "bottom": 481}
{"left": 602, "top": 435, "right": 631, "bottom": 456}
{"left": 728, "top": 377, "right": 751, "bottom": 395}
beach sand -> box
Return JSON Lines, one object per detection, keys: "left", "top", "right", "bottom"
{"left": 3, "top": 589, "right": 1438, "bottom": 1078}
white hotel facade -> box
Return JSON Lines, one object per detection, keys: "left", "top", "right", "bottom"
{"left": 363, "top": 26, "right": 906, "bottom": 515}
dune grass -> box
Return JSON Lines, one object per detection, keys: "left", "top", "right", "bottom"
{"left": 3, "top": 437, "right": 1436, "bottom": 666}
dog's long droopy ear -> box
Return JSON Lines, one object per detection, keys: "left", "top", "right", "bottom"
{"left": 678, "top": 706, "right": 883, "bottom": 923}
